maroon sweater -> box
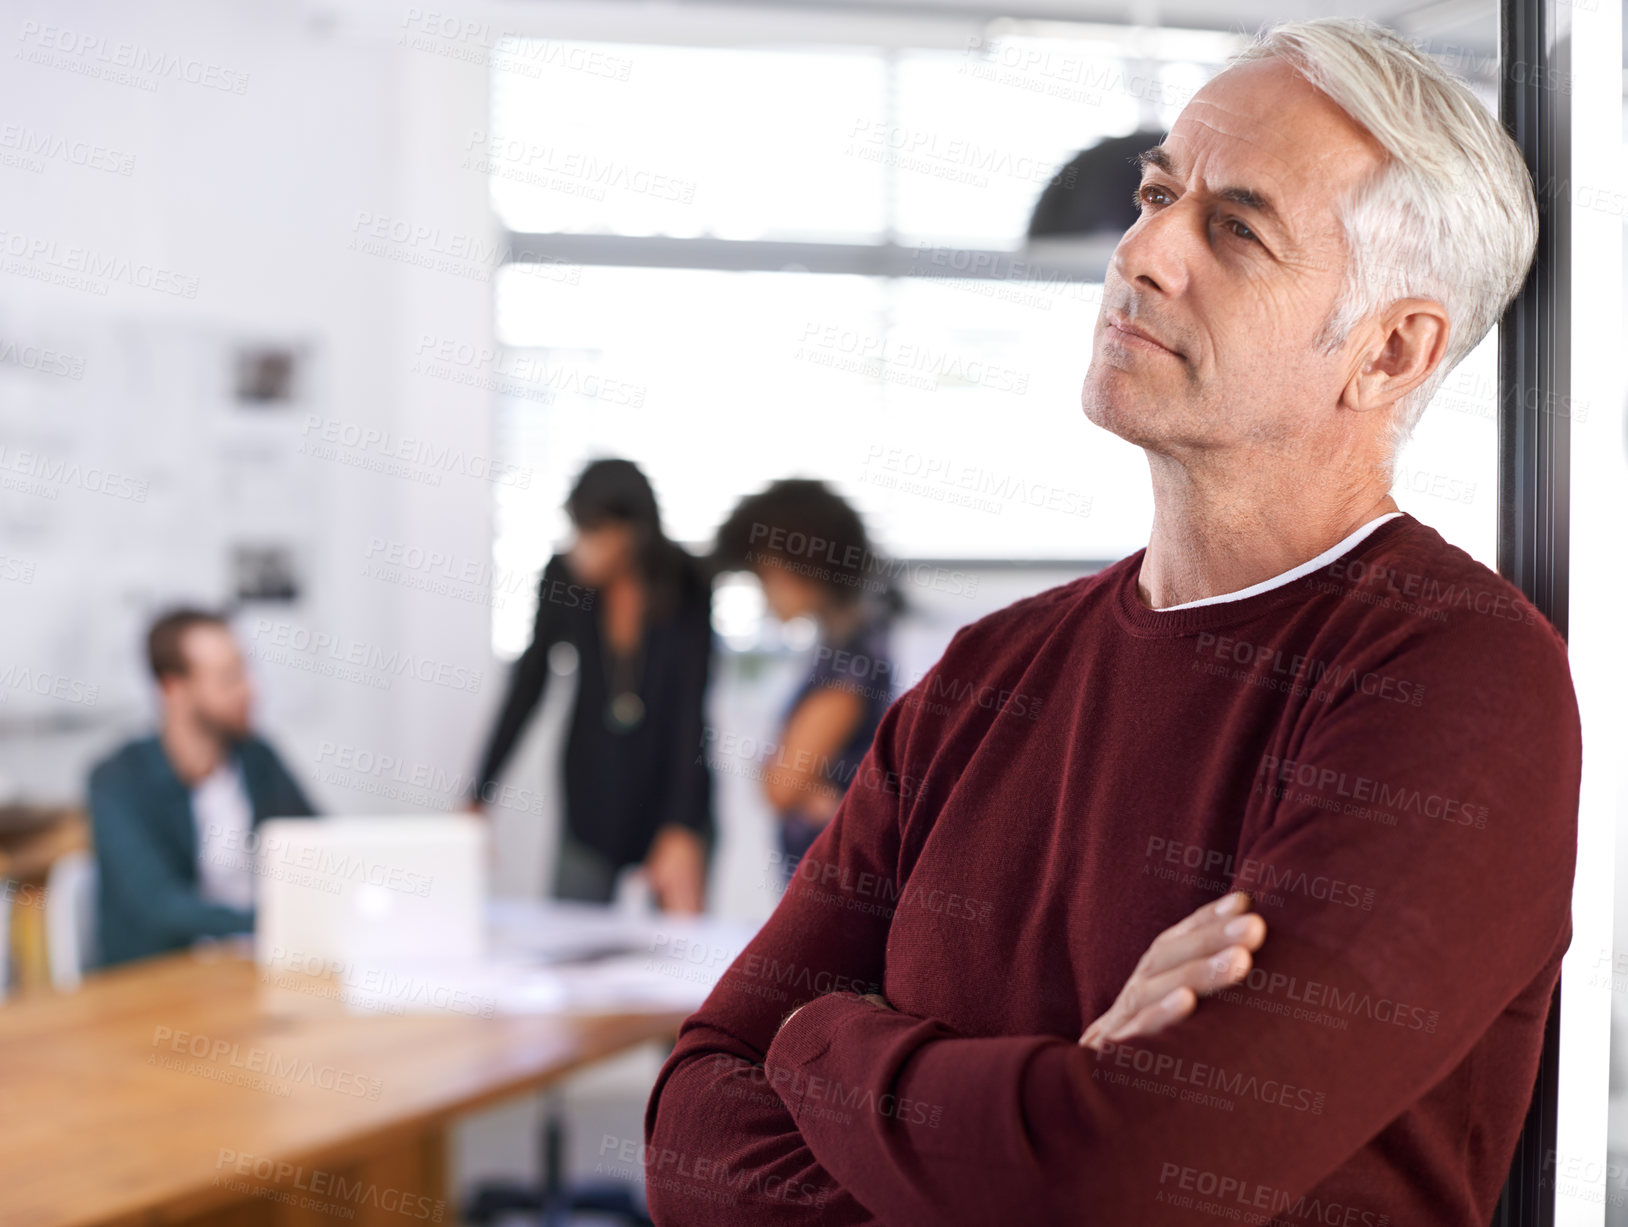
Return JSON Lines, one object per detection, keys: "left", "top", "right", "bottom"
{"left": 643, "top": 513, "right": 1580, "bottom": 1226}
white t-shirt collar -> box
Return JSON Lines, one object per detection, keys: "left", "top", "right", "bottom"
{"left": 1154, "top": 512, "right": 1404, "bottom": 612}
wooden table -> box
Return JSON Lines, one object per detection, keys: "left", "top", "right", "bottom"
{"left": 0, "top": 949, "right": 687, "bottom": 1227}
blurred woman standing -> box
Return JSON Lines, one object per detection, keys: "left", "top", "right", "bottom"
{"left": 715, "top": 479, "right": 898, "bottom": 883}
{"left": 469, "top": 459, "right": 712, "bottom": 912}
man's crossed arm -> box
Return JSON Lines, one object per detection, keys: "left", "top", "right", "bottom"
{"left": 639, "top": 878, "right": 1264, "bottom": 1225}
{"left": 643, "top": 630, "right": 1576, "bottom": 1226}
{"left": 780, "top": 889, "right": 1267, "bottom": 1052}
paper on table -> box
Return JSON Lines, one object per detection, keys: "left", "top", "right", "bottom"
{"left": 337, "top": 942, "right": 752, "bottom": 1017}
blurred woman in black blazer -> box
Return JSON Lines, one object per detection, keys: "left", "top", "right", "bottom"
{"left": 467, "top": 459, "right": 713, "bottom": 912}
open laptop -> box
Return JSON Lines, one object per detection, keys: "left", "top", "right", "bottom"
{"left": 254, "top": 815, "right": 487, "bottom": 971}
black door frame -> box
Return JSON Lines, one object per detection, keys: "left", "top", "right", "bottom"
{"left": 1491, "top": 0, "right": 1571, "bottom": 1223}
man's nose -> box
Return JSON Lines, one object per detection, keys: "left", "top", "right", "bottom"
{"left": 1111, "top": 205, "right": 1194, "bottom": 298}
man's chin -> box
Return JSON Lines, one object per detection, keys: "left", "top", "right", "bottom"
{"left": 1080, "top": 381, "right": 1150, "bottom": 443}
{"left": 201, "top": 717, "right": 254, "bottom": 744}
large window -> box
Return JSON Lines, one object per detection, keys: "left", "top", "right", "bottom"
{"left": 487, "top": 39, "right": 1172, "bottom": 247}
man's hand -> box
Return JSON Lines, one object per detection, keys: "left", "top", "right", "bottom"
{"left": 1078, "top": 891, "right": 1266, "bottom": 1051}
{"left": 643, "top": 824, "right": 706, "bottom": 914}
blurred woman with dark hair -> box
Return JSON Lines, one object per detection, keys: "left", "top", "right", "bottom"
{"left": 468, "top": 458, "right": 713, "bottom": 912}
{"left": 714, "top": 479, "right": 900, "bottom": 884}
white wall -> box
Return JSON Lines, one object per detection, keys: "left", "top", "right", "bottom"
{"left": 0, "top": 0, "right": 496, "bottom": 814}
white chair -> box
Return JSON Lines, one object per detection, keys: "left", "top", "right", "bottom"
{"left": 44, "top": 850, "right": 96, "bottom": 990}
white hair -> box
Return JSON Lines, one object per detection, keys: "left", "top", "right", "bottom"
{"left": 1229, "top": 18, "right": 1538, "bottom": 465}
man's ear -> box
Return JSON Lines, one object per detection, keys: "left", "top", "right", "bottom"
{"left": 1338, "top": 298, "right": 1450, "bottom": 414}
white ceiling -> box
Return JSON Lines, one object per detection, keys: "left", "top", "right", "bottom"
{"left": 310, "top": 0, "right": 1619, "bottom": 83}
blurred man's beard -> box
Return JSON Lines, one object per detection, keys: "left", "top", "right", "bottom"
{"left": 195, "top": 709, "right": 252, "bottom": 744}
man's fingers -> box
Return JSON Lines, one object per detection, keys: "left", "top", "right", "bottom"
{"left": 1106, "top": 942, "right": 1258, "bottom": 1035}
{"left": 1147, "top": 892, "right": 1255, "bottom": 966}
{"left": 1077, "top": 894, "right": 1270, "bottom": 1050}
{"left": 1105, "top": 985, "right": 1197, "bottom": 1043}
{"left": 1166, "top": 890, "right": 1248, "bottom": 941}
{"left": 1080, "top": 985, "right": 1197, "bottom": 1048}
{"left": 1134, "top": 907, "right": 1267, "bottom": 985}
{"left": 1098, "top": 910, "right": 1265, "bottom": 1035}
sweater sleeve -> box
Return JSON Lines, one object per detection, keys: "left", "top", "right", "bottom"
{"left": 750, "top": 617, "right": 1581, "bottom": 1224}
{"left": 641, "top": 659, "right": 934, "bottom": 1224}
{"left": 472, "top": 557, "right": 567, "bottom": 797}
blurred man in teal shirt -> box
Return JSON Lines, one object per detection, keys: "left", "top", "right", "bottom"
{"left": 88, "top": 609, "right": 315, "bottom": 967}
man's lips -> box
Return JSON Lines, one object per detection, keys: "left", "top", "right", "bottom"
{"left": 1106, "top": 313, "right": 1181, "bottom": 358}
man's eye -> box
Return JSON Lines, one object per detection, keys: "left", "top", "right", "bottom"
{"left": 1225, "top": 218, "right": 1259, "bottom": 244}
{"left": 1132, "top": 184, "right": 1168, "bottom": 211}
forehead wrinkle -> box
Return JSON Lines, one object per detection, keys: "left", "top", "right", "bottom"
{"left": 1177, "top": 97, "right": 1304, "bottom": 172}
{"left": 1190, "top": 81, "right": 1387, "bottom": 230}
